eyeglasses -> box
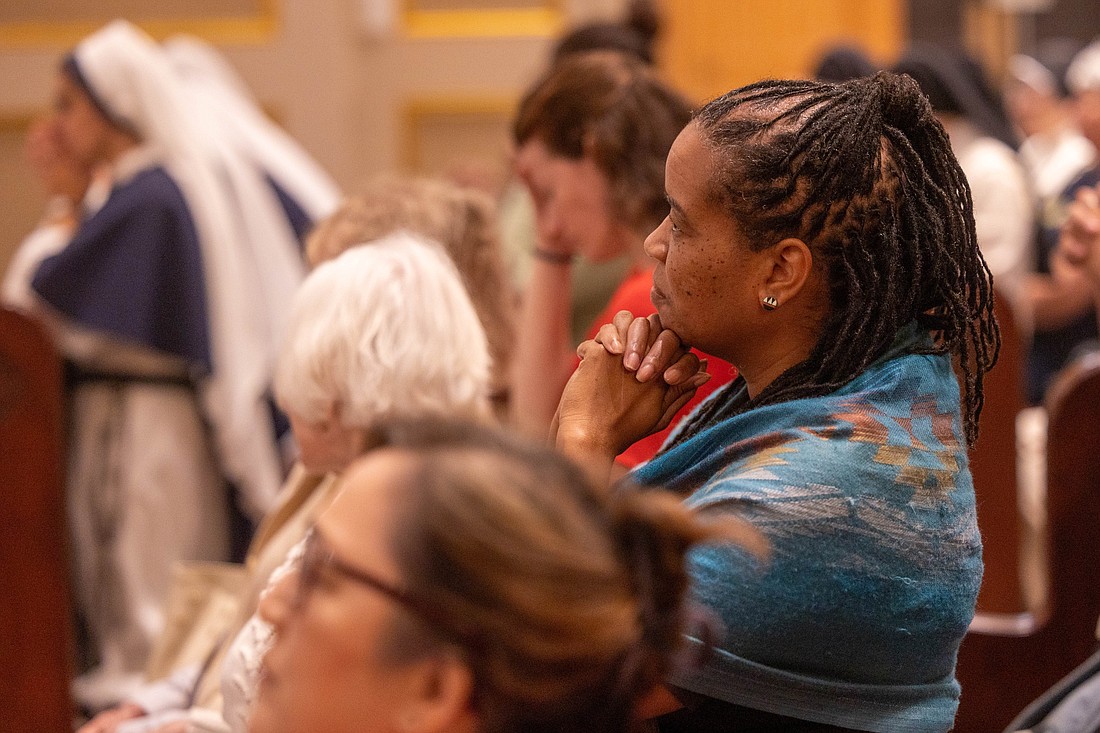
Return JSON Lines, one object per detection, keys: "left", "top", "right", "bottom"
{"left": 295, "top": 529, "right": 476, "bottom": 646}
{"left": 296, "top": 528, "right": 415, "bottom": 610}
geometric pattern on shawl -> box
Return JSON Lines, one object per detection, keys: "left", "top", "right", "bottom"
{"left": 632, "top": 328, "right": 982, "bottom": 733}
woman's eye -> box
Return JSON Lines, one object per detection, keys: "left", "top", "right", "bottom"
{"left": 309, "top": 566, "right": 340, "bottom": 595}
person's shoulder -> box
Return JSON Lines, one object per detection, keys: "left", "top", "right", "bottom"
{"left": 853, "top": 346, "right": 958, "bottom": 399}
{"left": 110, "top": 166, "right": 190, "bottom": 216}
{"left": 78, "top": 166, "right": 196, "bottom": 246}
{"left": 961, "top": 136, "right": 1026, "bottom": 181}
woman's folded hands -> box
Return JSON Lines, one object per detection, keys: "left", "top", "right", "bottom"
{"left": 551, "top": 311, "right": 710, "bottom": 472}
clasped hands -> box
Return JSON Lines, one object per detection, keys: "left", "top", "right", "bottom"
{"left": 551, "top": 310, "right": 710, "bottom": 458}
{"left": 1058, "top": 182, "right": 1100, "bottom": 288}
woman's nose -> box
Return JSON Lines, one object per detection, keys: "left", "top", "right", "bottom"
{"left": 644, "top": 218, "right": 670, "bottom": 262}
{"left": 258, "top": 570, "right": 300, "bottom": 630}
{"left": 537, "top": 208, "right": 563, "bottom": 247}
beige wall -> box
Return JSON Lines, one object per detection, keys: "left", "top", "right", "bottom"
{"left": 3, "top": 0, "right": 1037, "bottom": 280}
{"left": 0, "top": 0, "right": 625, "bottom": 273}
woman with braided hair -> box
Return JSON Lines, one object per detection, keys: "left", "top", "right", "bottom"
{"left": 553, "top": 71, "right": 999, "bottom": 732}
{"left": 249, "top": 416, "right": 762, "bottom": 733}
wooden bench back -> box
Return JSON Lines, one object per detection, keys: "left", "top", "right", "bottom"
{"left": 954, "top": 350, "right": 1100, "bottom": 732}
{"left": 0, "top": 307, "right": 72, "bottom": 729}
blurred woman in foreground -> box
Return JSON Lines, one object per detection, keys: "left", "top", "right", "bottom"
{"left": 251, "top": 417, "right": 761, "bottom": 733}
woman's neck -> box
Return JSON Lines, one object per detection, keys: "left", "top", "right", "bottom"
{"left": 738, "top": 340, "right": 812, "bottom": 400}
{"left": 102, "top": 128, "right": 141, "bottom": 165}
{"left": 735, "top": 299, "right": 828, "bottom": 400}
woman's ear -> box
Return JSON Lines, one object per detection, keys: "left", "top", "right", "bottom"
{"left": 327, "top": 399, "right": 345, "bottom": 422}
{"left": 312, "top": 400, "right": 339, "bottom": 434}
{"left": 395, "top": 656, "right": 477, "bottom": 733}
{"left": 759, "top": 237, "right": 814, "bottom": 306}
{"left": 581, "top": 129, "right": 596, "bottom": 157}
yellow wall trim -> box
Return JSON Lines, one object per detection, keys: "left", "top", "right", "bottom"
{"left": 0, "top": 113, "right": 35, "bottom": 134}
{"left": 401, "top": 94, "right": 516, "bottom": 170}
{"left": 402, "top": 3, "right": 563, "bottom": 38}
{"left": 0, "top": 0, "right": 278, "bottom": 49}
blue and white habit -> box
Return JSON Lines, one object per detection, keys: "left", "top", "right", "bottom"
{"left": 23, "top": 20, "right": 302, "bottom": 709}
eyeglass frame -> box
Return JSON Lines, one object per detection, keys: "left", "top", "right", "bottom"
{"left": 294, "top": 528, "right": 479, "bottom": 649}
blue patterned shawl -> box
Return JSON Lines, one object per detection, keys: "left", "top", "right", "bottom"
{"left": 633, "top": 327, "right": 982, "bottom": 733}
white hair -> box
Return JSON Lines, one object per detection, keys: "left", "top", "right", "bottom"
{"left": 274, "top": 231, "right": 491, "bottom": 427}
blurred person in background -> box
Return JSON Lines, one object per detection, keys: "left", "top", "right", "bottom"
{"left": 1005, "top": 39, "right": 1095, "bottom": 208}
{"left": 163, "top": 35, "right": 341, "bottom": 244}
{"left": 895, "top": 45, "right": 1034, "bottom": 294}
{"left": 509, "top": 51, "right": 736, "bottom": 469}
{"left": 500, "top": 0, "right": 665, "bottom": 345}
{"left": 813, "top": 44, "right": 878, "bottom": 83}
{"left": 78, "top": 232, "right": 491, "bottom": 733}
{"left": 1021, "top": 38, "right": 1100, "bottom": 404}
{"left": 21, "top": 20, "right": 299, "bottom": 709}
{"left": 306, "top": 176, "right": 516, "bottom": 419}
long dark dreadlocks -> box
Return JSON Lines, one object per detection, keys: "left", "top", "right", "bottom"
{"left": 672, "top": 71, "right": 999, "bottom": 447}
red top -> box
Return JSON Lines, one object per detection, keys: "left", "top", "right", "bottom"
{"left": 575, "top": 266, "right": 738, "bottom": 468}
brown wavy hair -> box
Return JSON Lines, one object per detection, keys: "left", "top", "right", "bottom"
{"left": 366, "top": 416, "right": 765, "bottom": 733}
{"left": 513, "top": 50, "right": 692, "bottom": 236}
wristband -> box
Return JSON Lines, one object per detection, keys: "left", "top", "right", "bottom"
{"left": 532, "top": 247, "right": 573, "bottom": 265}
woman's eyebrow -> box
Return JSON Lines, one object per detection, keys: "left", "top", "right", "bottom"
{"left": 667, "top": 195, "right": 690, "bottom": 223}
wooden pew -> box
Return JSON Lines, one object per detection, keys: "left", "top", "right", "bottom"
{"left": 968, "top": 290, "right": 1029, "bottom": 616}
{"left": 0, "top": 307, "right": 73, "bottom": 730}
{"left": 953, "top": 350, "right": 1100, "bottom": 732}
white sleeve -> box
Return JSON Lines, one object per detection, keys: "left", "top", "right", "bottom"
{"left": 219, "top": 538, "right": 307, "bottom": 733}
{"left": 966, "top": 141, "right": 1035, "bottom": 292}
{"left": 125, "top": 664, "right": 202, "bottom": 715}
{"left": 0, "top": 219, "right": 71, "bottom": 311}
{"left": 116, "top": 709, "right": 191, "bottom": 733}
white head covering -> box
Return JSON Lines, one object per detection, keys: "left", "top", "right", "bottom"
{"left": 163, "top": 34, "right": 341, "bottom": 223}
{"left": 71, "top": 19, "right": 288, "bottom": 518}
{"left": 1067, "top": 39, "right": 1100, "bottom": 95}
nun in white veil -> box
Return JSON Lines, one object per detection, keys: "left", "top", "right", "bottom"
{"left": 162, "top": 34, "right": 339, "bottom": 378}
{"left": 163, "top": 34, "right": 341, "bottom": 237}
{"left": 27, "top": 19, "right": 292, "bottom": 709}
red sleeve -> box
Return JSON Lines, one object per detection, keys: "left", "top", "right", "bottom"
{"left": 573, "top": 267, "right": 738, "bottom": 469}
{"left": 584, "top": 267, "right": 658, "bottom": 339}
